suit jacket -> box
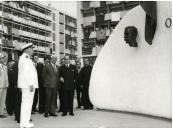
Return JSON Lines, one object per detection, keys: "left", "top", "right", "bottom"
{"left": 60, "top": 64, "right": 77, "bottom": 90}
{"left": 36, "top": 62, "right": 44, "bottom": 87}
{"left": 78, "top": 65, "right": 92, "bottom": 87}
{"left": 42, "top": 62, "right": 60, "bottom": 88}
{"left": 75, "top": 68, "right": 81, "bottom": 90}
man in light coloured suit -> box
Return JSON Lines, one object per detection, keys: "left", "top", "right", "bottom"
{"left": 0, "top": 53, "right": 8, "bottom": 118}
{"left": 18, "top": 43, "right": 38, "bottom": 128}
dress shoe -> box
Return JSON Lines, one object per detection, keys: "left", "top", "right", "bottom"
{"left": 69, "top": 113, "right": 74, "bottom": 116}
{"left": 0, "top": 115, "right": 7, "bottom": 118}
{"left": 44, "top": 113, "right": 49, "bottom": 117}
{"left": 31, "top": 112, "right": 35, "bottom": 114}
{"left": 50, "top": 113, "right": 57, "bottom": 117}
{"left": 32, "top": 109, "right": 38, "bottom": 112}
{"left": 76, "top": 106, "right": 81, "bottom": 109}
{"left": 58, "top": 110, "right": 62, "bottom": 112}
{"left": 61, "top": 113, "right": 67, "bottom": 116}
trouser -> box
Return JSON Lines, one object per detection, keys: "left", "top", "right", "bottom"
{"left": 20, "top": 88, "right": 35, "bottom": 127}
{"left": 63, "top": 90, "right": 74, "bottom": 114}
{"left": 82, "top": 85, "right": 93, "bottom": 109}
{"left": 39, "top": 87, "right": 45, "bottom": 113}
{"left": 6, "top": 87, "right": 15, "bottom": 115}
{"left": 14, "top": 88, "right": 21, "bottom": 122}
{"left": 45, "top": 88, "right": 57, "bottom": 114}
{"left": 76, "top": 88, "right": 81, "bottom": 107}
{"left": 32, "top": 89, "right": 38, "bottom": 111}
{"left": 58, "top": 85, "right": 64, "bottom": 111}
{"left": 0, "top": 88, "right": 7, "bottom": 115}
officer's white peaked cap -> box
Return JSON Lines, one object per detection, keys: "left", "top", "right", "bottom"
{"left": 20, "top": 43, "right": 34, "bottom": 51}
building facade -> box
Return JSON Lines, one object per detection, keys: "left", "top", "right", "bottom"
{"left": 0, "top": 1, "right": 79, "bottom": 64}
{"left": 39, "top": 3, "right": 79, "bottom": 64}
{"left": 77, "top": 1, "right": 139, "bottom": 65}
{"left": 0, "top": 1, "right": 53, "bottom": 61}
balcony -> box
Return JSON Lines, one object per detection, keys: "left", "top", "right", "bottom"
{"left": 23, "top": 18, "right": 30, "bottom": 24}
{"left": 38, "top": 35, "right": 45, "bottom": 40}
{"left": 65, "top": 29, "right": 70, "bottom": 35}
{"left": 45, "top": 47, "right": 50, "bottom": 53}
{"left": 38, "top": 46, "right": 45, "bottom": 52}
{"left": 46, "top": 26, "right": 52, "bottom": 31}
{"left": 38, "top": 12, "right": 46, "bottom": 19}
{"left": 30, "top": 21, "right": 39, "bottom": 27}
{"left": 45, "top": 37, "right": 52, "bottom": 42}
{"left": 30, "top": 33, "right": 38, "bottom": 39}
{"left": 20, "top": 31, "right": 30, "bottom": 37}
{"left": 69, "top": 22, "right": 76, "bottom": 28}
{"left": 38, "top": 24, "right": 46, "bottom": 29}
{"left": 65, "top": 49, "right": 70, "bottom": 54}
{"left": 45, "top": 15, "right": 52, "bottom": 21}
{"left": 29, "top": 9, "right": 38, "bottom": 17}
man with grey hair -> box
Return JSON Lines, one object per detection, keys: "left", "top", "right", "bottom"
{"left": 42, "top": 54, "right": 60, "bottom": 117}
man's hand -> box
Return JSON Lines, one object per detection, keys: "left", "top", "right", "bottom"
{"left": 60, "top": 77, "right": 64, "bottom": 83}
{"left": 29, "top": 85, "right": 34, "bottom": 92}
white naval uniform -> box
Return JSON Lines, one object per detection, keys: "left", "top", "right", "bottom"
{"left": 18, "top": 53, "right": 38, "bottom": 127}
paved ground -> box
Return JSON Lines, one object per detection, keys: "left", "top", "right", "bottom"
{"left": 0, "top": 99, "right": 171, "bottom": 128}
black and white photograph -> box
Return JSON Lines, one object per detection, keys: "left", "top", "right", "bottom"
{"left": 0, "top": 1, "right": 172, "bottom": 128}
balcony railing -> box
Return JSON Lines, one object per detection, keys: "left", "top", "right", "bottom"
{"left": 46, "top": 25, "right": 52, "bottom": 31}
{"left": 38, "top": 46, "right": 45, "bottom": 52}
{"left": 45, "top": 37, "right": 52, "bottom": 42}
{"left": 38, "top": 35, "right": 45, "bottom": 40}
{"left": 45, "top": 15, "right": 52, "bottom": 21}
{"left": 38, "top": 24, "right": 46, "bottom": 29}
{"left": 45, "top": 47, "right": 50, "bottom": 53}
{"left": 30, "top": 33, "right": 38, "bottom": 39}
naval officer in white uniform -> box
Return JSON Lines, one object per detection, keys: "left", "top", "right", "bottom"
{"left": 18, "top": 43, "right": 38, "bottom": 128}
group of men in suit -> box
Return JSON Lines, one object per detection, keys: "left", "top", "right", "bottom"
{"left": 0, "top": 43, "right": 94, "bottom": 128}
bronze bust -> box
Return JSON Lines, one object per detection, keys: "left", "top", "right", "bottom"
{"left": 124, "top": 26, "right": 138, "bottom": 47}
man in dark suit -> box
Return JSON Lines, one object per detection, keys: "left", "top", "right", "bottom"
{"left": 58, "top": 58, "right": 65, "bottom": 112}
{"left": 32, "top": 56, "right": 39, "bottom": 113}
{"left": 75, "top": 61, "right": 82, "bottom": 109}
{"left": 42, "top": 55, "right": 60, "bottom": 117}
{"left": 60, "top": 55, "right": 77, "bottom": 116}
{"left": 6, "top": 60, "right": 16, "bottom": 115}
{"left": 37, "top": 57, "right": 46, "bottom": 114}
{"left": 78, "top": 58, "right": 93, "bottom": 110}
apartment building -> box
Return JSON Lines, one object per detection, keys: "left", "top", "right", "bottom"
{"left": 77, "top": 1, "right": 139, "bottom": 65}
{"left": 41, "top": 3, "right": 79, "bottom": 64}
{"left": 0, "top": 1, "right": 53, "bottom": 61}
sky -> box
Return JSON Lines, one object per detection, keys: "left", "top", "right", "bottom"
{"left": 39, "top": 1, "right": 78, "bottom": 18}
